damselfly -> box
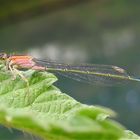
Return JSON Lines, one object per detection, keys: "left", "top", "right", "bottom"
{"left": 0, "top": 53, "right": 139, "bottom": 85}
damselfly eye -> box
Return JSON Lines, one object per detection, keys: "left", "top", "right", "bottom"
{"left": 0, "top": 53, "right": 7, "bottom": 60}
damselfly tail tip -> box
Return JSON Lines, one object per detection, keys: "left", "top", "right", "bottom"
{"left": 130, "top": 77, "right": 140, "bottom": 82}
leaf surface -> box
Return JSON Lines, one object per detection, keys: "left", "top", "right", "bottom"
{"left": 0, "top": 65, "right": 139, "bottom": 140}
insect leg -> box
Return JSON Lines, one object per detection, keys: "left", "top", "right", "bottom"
{"left": 12, "top": 67, "right": 29, "bottom": 87}
{"left": 8, "top": 61, "right": 17, "bottom": 80}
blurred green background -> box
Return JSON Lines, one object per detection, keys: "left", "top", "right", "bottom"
{"left": 0, "top": 0, "right": 140, "bottom": 139}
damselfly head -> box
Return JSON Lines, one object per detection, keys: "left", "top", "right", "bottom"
{"left": 0, "top": 53, "right": 8, "bottom": 60}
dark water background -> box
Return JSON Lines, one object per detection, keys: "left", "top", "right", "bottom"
{"left": 0, "top": 0, "right": 140, "bottom": 139}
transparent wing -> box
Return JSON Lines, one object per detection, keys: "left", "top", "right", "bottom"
{"left": 34, "top": 59, "right": 140, "bottom": 85}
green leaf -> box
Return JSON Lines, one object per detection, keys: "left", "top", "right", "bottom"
{"left": 120, "top": 131, "right": 140, "bottom": 140}
{"left": 0, "top": 64, "right": 139, "bottom": 140}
